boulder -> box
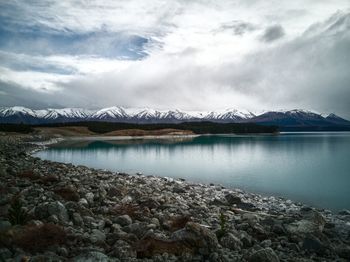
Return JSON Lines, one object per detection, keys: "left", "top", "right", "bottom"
{"left": 248, "top": 248, "right": 280, "bottom": 262}
{"left": 90, "top": 229, "right": 106, "bottom": 243}
{"left": 219, "top": 232, "right": 242, "bottom": 250}
{"left": 114, "top": 214, "right": 132, "bottom": 227}
{"left": 34, "top": 201, "right": 69, "bottom": 222}
{"left": 225, "top": 193, "right": 242, "bottom": 205}
{"left": 72, "top": 251, "right": 110, "bottom": 262}
{"left": 172, "top": 222, "right": 218, "bottom": 255}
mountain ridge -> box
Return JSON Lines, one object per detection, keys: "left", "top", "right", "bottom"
{"left": 0, "top": 106, "right": 349, "bottom": 131}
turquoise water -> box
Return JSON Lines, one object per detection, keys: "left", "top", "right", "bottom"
{"left": 35, "top": 132, "right": 350, "bottom": 211}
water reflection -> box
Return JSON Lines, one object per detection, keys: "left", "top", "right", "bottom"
{"left": 35, "top": 133, "right": 350, "bottom": 211}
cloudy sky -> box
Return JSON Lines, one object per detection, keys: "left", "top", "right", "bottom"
{"left": 0, "top": 0, "right": 350, "bottom": 117}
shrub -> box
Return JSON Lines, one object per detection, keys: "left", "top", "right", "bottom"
{"left": 8, "top": 195, "right": 29, "bottom": 225}
{"left": 14, "top": 224, "right": 67, "bottom": 253}
{"left": 216, "top": 212, "right": 227, "bottom": 239}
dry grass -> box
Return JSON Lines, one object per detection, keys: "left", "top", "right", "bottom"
{"left": 18, "top": 170, "right": 39, "bottom": 180}
{"left": 104, "top": 128, "right": 194, "bottom": 136}
{"left": 54, "top": 186, "right": 80, "bottom": 202}
{"left": 14, "top": 224, "right": 67, "bottom": 253}
{"left": 112, "top": 203, "right": 150, "bottom": 220}
{"left": 136, "top": 236, "right": 192, "bottom": 258}
{"left": 34, "top": 126, "right": 96, "bottom": 136}
{"left": 40, "top": 174, "right": 60, "bottom": 185}
{"left": 168, "top": 215, "right": 191, "bottom": 232}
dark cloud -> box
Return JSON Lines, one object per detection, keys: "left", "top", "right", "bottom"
{"left": 0, "top": 81, "right": 64, "bottom": 109}
{"left": 261, "top": 25, "right": 285, "bottom": 42}
{"left": 219, "top": 21, "right": 256, "bottom": 35}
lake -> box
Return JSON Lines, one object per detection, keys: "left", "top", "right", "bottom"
{"left": 34, "top": 132, "right": 350, "bottom": 211}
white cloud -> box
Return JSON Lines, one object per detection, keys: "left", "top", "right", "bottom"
{"left": 0, "top": 0, "right": 350, "bottom": 117}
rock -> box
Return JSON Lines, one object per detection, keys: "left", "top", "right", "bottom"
{"left": 0, "top": 220, "right": 11, "bottom": 231}
{"left": 85, "top": 192, "right": 94, "bottom": 205}
{"left": 30, "top": 253, "right": 64, "bottom": 262}
{"left": 338, "top": 209, "right": 350, "bottom": 216}
{"left": 239, "top": 231, "right": 253, "bottom": 248}
{"left": 225, "top": 193, "right": 242, "bottom": 205}
{"left": 123, "top": 222, "right": 148, "bottom": 238}
{"left": 272, "top": 224, "right": 286, "bottom": 235}
{"left": 114, "top": 214, "right": 132, "bottom": 226}
{"left": 72, "top": 251, "right": 110, "bottom": 262}
{"left": 172, "top": 222, "right": 218, "bottom": 255}
{"left": 261, "top": 239, "right": 272, "bottom": 248}
{"left": 90, "top": 229, "right": 106, "bottom": 243}
{"left": 112, "top": 240, "right": 137, "bottom": 259}
{"left": 219, "top": 233, "right": 242, "bottom": 250}
{"left": 72, "top": 212, "right": 84, "bottom": 226}
{"left": 301, "top": 235, "right": 325, "bottom": 254}
{"left": 78, "top": 198, "right": 89, "bottom": 206}
{"left": 248, "top": 248, "right": 280, "bottom": 262}
{"left": 335, "top": 245, "right": 350, "bottom": 259}
{"left": 34, "top": 201, "right": 69, "bottom": 222}
{"left": 0, "top": 248, "right": 12, "bottom": 260}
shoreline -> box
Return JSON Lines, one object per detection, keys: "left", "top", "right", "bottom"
{"left": 0, "top": 135, "right": 349, "bottom": 261}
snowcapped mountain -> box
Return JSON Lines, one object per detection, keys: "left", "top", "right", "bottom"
{"left": 0, "top": 106, "right": 349, "bottom": 130}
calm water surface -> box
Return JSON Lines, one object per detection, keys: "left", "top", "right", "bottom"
{"left": 35, "top": 132, "right": 350, "bottom": 211}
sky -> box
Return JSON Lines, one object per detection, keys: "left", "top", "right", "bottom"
{"left": 0, "top": 0, "right": 350, "bottom": 117}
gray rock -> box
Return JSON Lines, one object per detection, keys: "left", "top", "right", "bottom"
{"left": 335, "top": 245, "right": 350, "bottom": 259}
{"left": 220, "top": 233, "right": 242, "bottom": 250}
{"left": 172, "top": 222, "right": 218, "bottom": 255}
{"left": 0, "top": 248, "right": 12, "bottom": 260}
{"left": 114, "top": 214, "right": 132, "bottom": 226}
{"left": 248, "top": 248, "right": 280, "bottom": 262}
{"left": 301, "top": 235, "right": 325, "bottom": 254}
{"left": 225, "top": 193, "right": 242, "bottom": 205}
{"left": 338, "top": 209, "right": 350, "bottom": 216}
{"left": 72, "top": 212, "right": 84, "bottom": 226}
{"left": 78, "top": 198, "right": 88, "bottom": 206}
{"left": 0, "top": 220, "right": 11, "bottom": 231}
{"left": 34, "top": 201, "right": 69, "bottom": 222}
{"left": 112, "top": 240, "right": 137, "bottom": 259}
{"left": 90, "top": 229, "right": 106, "bottom": 243}
{"left": 72, "top": 251, "right": 110, "bottom": 262}
{"left": 85, "top": 192, "right": 94, "bottom": 205}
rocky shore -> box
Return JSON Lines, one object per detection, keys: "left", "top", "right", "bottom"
{"left": 0, "top": 136, "right": 349, "bottom": 261}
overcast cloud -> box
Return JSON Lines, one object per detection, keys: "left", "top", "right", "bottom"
{"left": 0, "top": 0, "right": 350, "bottom": 117}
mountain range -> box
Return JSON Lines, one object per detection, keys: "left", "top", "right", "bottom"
{"left": 1, "top": 106, "right": 350, "bottom": 131}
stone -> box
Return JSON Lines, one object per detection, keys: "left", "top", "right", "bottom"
{"left": 219, "top": 233, "right": 242, "bottom": 250}
{"left": 90, "top": 229, "right": 106, "bottom": 243}
{"left": 85, "top": 192, "right": 94, "bottom": 204}
{"left": 112, "top": 240, "right": 137, "bottom": 259}
{"left": 301, "top": 235, "right": 325, "bottom": 254}
{"left": 72, "top": 212, "right": 84, "bottom": 226}
{"left": 0, "top": 220, "right": 11, "bottom": 231}
{"left": 335, "top": 245, "right": 350, "bottom": 259}
{"left": 0, "top": 248, "right": 12, "bottom": 260}
{"left": 248, "top": 248, "right": 280, "bottom": 262}
{"left": 78, "top": 198, "right": 88, "bottom": 206}
{"left": 172, "top": 222, "right": 219, "bottom": 255}
{"left": 225, "top": 193, "right": 242, "bottom": 205}
{"left": 34, "top": 201, "right": 69, "bottom": 222}
{"left": 338, "top": 209, "right": 350, "bottom": 216}
{"left": 239, "top": 231, "right": 253, "bottom": 248}
{"left": 72, "top": 251, "right": 110, "bottom": 262}
{"left": 114, "top": 214, "right": 132, "bottom": 226}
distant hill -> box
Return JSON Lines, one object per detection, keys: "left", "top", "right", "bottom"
{"left": 0, "top": 106, "right": 349, "bottom": 131}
